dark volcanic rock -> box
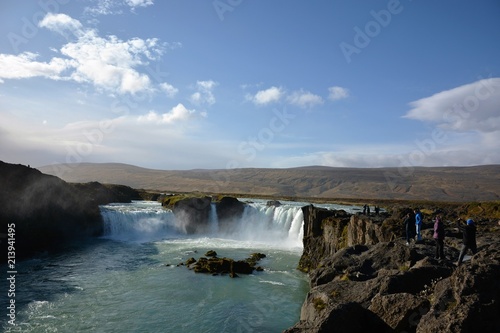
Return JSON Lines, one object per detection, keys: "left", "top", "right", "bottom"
{"left": 72, "top": 182, "right": 142, "bottom": 204}
{"left": 215, "top": 196, "right": 245, "bottom": 233}
{"left": 286, "top": 205, "right": 500, "bottom": 333}
{"left": 416, "top": 239, "right": 500, "bottom": 332}
{"left": 185, "top": 251, "right": 266, "bottom": 277}
{"left": 172, "top": 196, "right": 212, "bottom": 234}
{"left": 267, "top": 200, "right": 282, "bottom": 207}
{"left": 298, "top": 205, "right": 349, "bottom": 273}
{"left": 0, "top": 161, "right": 139, "bottom": 260}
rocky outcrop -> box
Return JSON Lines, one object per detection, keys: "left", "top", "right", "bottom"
{"left": 298, "top": 206, "right": 348, "bottom": 273}
{"left": 215, "top": 196, "right": 245, "bottom": 233}
{"left": 0, "top": 161, "right": 141, "bottom": 259}
{"left": 181, "top": 251, "right": 266, "bottom": 278}
{"left": 161, "top": 195, "right": 247, "bottom": 234}
{"left": 170, "top": 196, "right": 212, "bottom": 234}
{"left": 72, "top": 181, "right": 143, "bottom": 204}
{"left": 417, "top": 236, "right": 500, "bottom": 332}
{"left": 267, "top": 200, "right": 282, "bottom": 207}
{"left": 286, "top": 205, "right": 500, "bottom": 333}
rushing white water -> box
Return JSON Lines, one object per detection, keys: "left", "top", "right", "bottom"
{"left": 100, "top": 200, "right": 306, "bottom": 249}
{"left": 225, "top": 203, "right": 304, "bottom": 248}
{"left": 100, "top": 201, "right": 180, "bottom": 242}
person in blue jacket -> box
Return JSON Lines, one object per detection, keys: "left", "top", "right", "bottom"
{"left": 456, "top": 218, "right": 477, "bottom": 266}
{"left": 414, "top": 208, "right": 422, "bottom": 241}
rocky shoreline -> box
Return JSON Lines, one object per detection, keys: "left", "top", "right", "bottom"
{"left": 284, "top": 205, "right": 500, "bottom": 333}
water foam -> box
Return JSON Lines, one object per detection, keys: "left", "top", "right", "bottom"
{"left": 100, "top": 201, "right": 179, "bottom": 242}
{"left": 100, "top": 200, "right": 305, "bottom": 248}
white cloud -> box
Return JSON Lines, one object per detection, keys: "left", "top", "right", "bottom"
{"left": 85, "top": 0, "right": 154, "bottom": 16}
{"left": 0, "top": 13, "right": 166, "bottom": 95}
{"left": 160, "top": 82, "right": 179, "bottom": 98}
{"left": 249, "top": 86, "right": 283, "bottom": 105}
{"left": 0, "top": 52, "right": 72, "bottom": 80}
{"left": 328, "top": 86, "right": 349, "bottom": 101}
{"left": 162, "top": 103, "right": 196, "bottom": 123}
{"left": 287, "top": 90, "right": 324, "bottom": 108}
{"left": 190, "top": 80, "right": 217, "bottom": 106}
{"left": 38, "top": 13, "right": 83, "bottom": 37}
{"left": 137, "top": 103, "right": 197, "bottom": 124}
{"left": 404, "top": 78, "right": 500, "bottom": 133}
{"left": 59, "top": 27, "right": 163, "bottom": 94}
{"left": 85, "top": 0, "right": 121, "bottom": 16}
{"left": 125, "top": 0, "right": 154, "bottom": 8}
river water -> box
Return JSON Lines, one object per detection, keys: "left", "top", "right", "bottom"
{"left": 1, "top": 199, "right": 360, "bottom": 332}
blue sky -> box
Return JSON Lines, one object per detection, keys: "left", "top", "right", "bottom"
{"left": 1, "top": 0, "right": 499, "bottom": 171}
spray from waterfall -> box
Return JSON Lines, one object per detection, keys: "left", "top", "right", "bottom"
{"left": 100, "top": 200, "right": 305, "bottom": 248}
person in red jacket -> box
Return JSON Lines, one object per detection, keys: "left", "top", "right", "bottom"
{"left": 456, "top": 218, "right": 477, "bottom": 266}
{"left": 433, "top": 215, "right": 445, "bottom": 260}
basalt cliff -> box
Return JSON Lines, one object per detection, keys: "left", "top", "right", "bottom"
{"left": 0, "top": 161, "right": 142, "bottom": 259}
{"left": 285, "top": 206, "right": 500, "bottom": 333}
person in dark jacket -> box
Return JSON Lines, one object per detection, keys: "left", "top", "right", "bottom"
{"left": 456, "top": 218, "right": 477, "bottom": 266}
{"left": 404, "top": 212, "right": 415, "bottom": 245}
{"left": 433, "top": 215, "right": 445, "bottom": 260}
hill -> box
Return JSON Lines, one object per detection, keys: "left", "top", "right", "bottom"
{"left": 38, "top": 163, "right": 500, "bottom": 202}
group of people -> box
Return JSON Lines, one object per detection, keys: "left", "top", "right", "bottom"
{"left": 403, "top": 209, "right": 477, "bottom": 266}
{"left": 403, "top": 209, "right": 422, "bottom": 244}
{"left": 363, "top": 204, "right": 380, "bottom": 216}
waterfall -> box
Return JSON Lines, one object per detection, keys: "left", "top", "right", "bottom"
{"left": 100, "top": 201, "right": 179, "bottom": 242}
{"left": 224, "top": 203, "right": 304, "bottom": 247}
{"left": 208, "top": 203, "right": 219, "bottom": 235}
{"left": 100, "top": 200, "right": 304, "bottom": 248}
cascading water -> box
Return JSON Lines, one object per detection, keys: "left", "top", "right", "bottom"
{"left": 222, "top": 203, "right": 304, "bottom": 248}
{"left": 100, "top": 201, "right": 179, "bottom": 242}
{"left": 100, "top": 200, "right": 305, "bottom": 249}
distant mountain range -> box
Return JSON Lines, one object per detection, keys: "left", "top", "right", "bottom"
{"left": 38, "top": 163, "right": 500, "bottom": 202}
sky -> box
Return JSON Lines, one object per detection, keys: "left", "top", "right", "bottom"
{"left": 1, "top": 0, "right": 499, "bottom": 172}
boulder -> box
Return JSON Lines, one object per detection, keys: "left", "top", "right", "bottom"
{"left": 267, "top": 200, "right": 282, "bottom": 207}
{"left": 172, "top": 196, "right": 212, "bottom": 234}
{"left": 368, "top": 293, "right": 429, "bottom": 332}
{"left": 205, "top": 250, "right": 217, "bottom": 257}
{"left": 215, "top": 196, "right": 245, "bottom": 233}
{"left": 184, "top": 252, "right": 266, "bottom": 277}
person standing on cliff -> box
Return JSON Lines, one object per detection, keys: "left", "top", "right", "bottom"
{"left": 433, "top": 215, "right": 445, "bottom": 260}
{"left": 414, "top": 208, "right": 423, "bottom": 241}
{"left": 456, "top": 218, "right": 477, "bottom": 266}
{"left": 404, "top": 213, "right": 414, "bottom": 246}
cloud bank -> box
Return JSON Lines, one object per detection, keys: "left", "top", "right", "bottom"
{"left": 404, "top": 78, "right": 500, "bottom": 133}
{"left": 0, "top": 13, "right": 163, "bottom": 95}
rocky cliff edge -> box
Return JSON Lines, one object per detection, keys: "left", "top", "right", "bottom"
{"left": 0, "top": 161, "right": 141, "bottom": 259}
{"left": 285, "top": 206, "right": 500, "bottom": 333}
